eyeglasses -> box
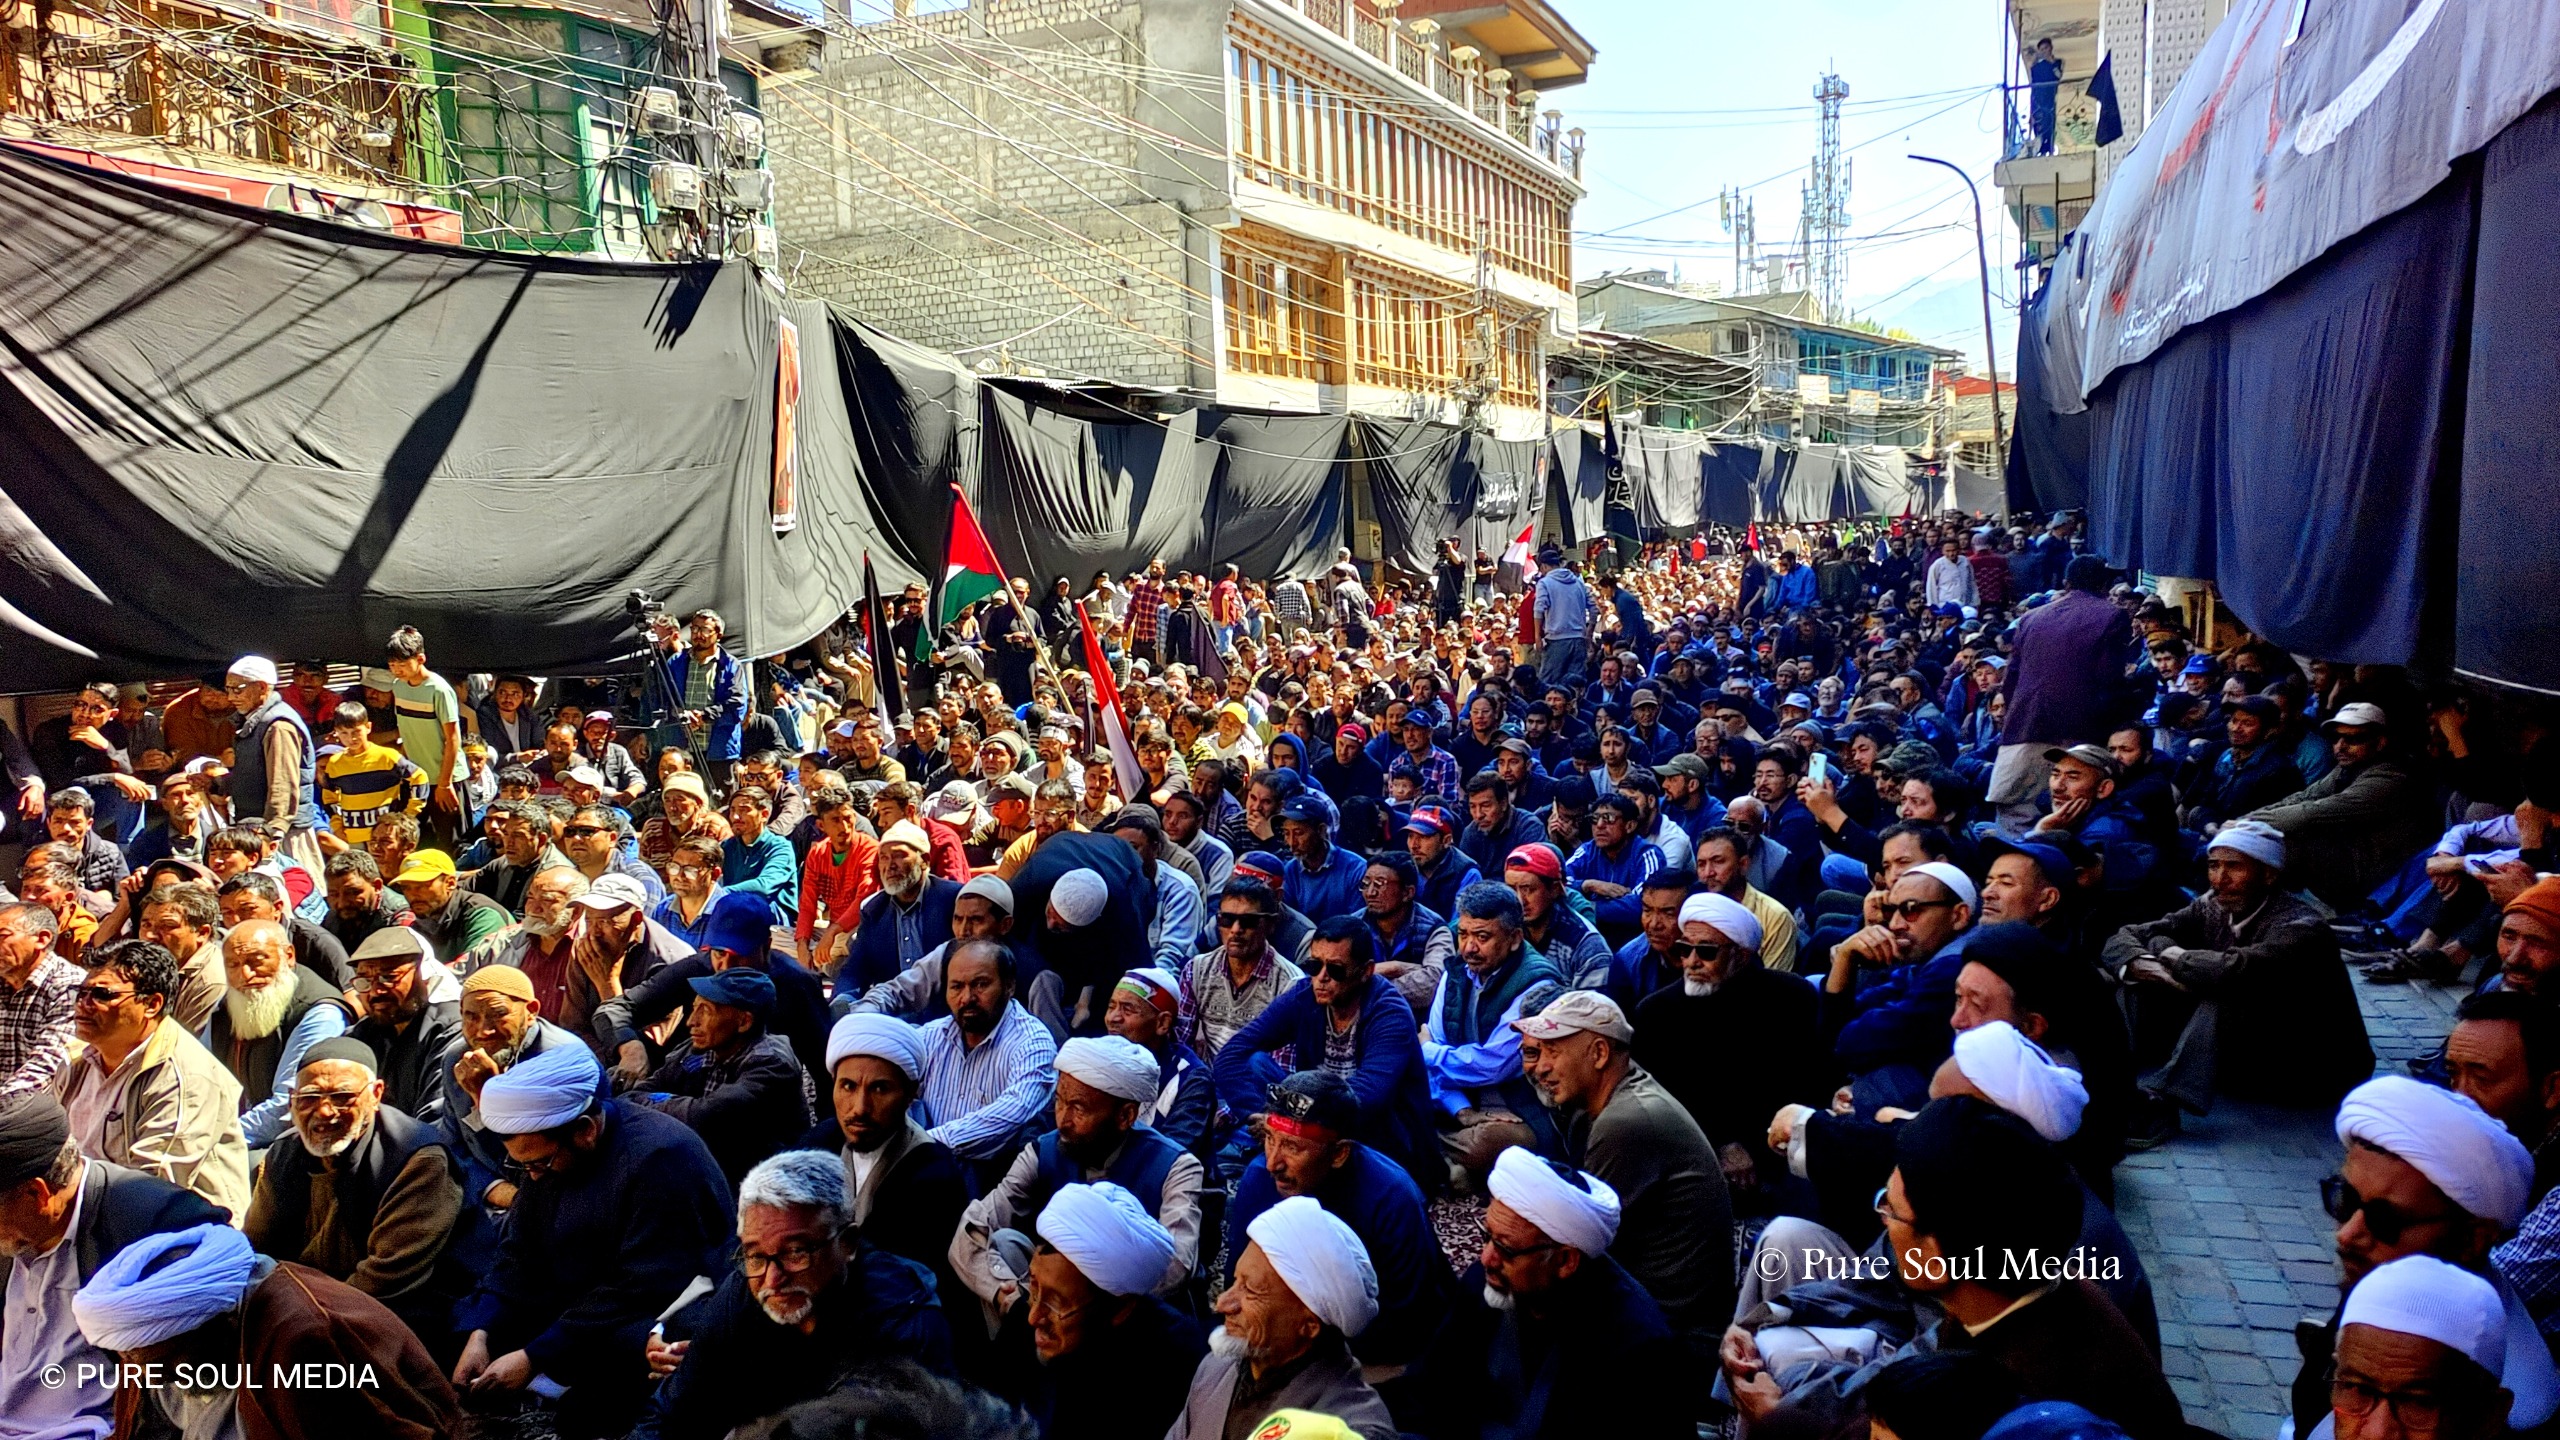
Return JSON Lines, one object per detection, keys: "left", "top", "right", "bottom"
{"left": 1880, "top": 899, "right": 1958, "bottom": 922}
{"left": 1872, "top": 1187, "right": 1917, "bottom": 1226}
{"left": 1313, "top": 962, "right": 1363, "bottom": 982}
{"left": 736, "top": 1229, "right": 844, "bottom": 1277}
{"left": 562, "top": 825, "right": 607, "bottom": 840}
{"left": 1215, "top": 912, "right": 1269, "bottom": 929}
{"left": 1670, "top": 941, "right": 1730, "bottom": 961}
{"left": 1484, "top": 1232, "right": 1559, "bottom": 1263}
{"left": 350, "top": 963, "right": 416, "bottom": 990}
{"left": 668, "top": 863, "right": 713, "bottom": 878}
{"left": 71, "top": 983, "right": 134, "bottom": 1007}
{"left": 2320, "top": 1175, "right": 2454, "bottom": 1246}
{"left": 2330, "top": 1377, "right": 2453, "bottom": 1437}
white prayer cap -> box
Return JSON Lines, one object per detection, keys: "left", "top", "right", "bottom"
{"left": 225, "top": 655, "right": 279, "bottom": 687}
{"left": 957, "top": 874, "right": 1015, "bottom": 914}
{"left": 1488, "top": 1145, "right": 1621, "bottom": 1257}
{"left": 1952, "top": 1020, "right": 2089, "bottom": 1143}
{"left": 826, "top": 1013, "right": 924, "bottom": 1081}
{"left": 1056, "top": 1036, "right": 1159, "bottom": 1106}
{"left": 2341, "top": 1254, "right": 2506, "bottom": 1377}
{"left": 2207, "top": 819, "right": 2286, "bottom": 871}
{"left": 1051, "top": 868, "right": 1108, "bottom": 928}
{"left": 479, "top": 1039, "right": 604, "bottom": 1134}
{"left": 1678, "top": 892, "right": 1763, "bottom": 951}
{"left": 74, "top": 1223, "right": 258, "bottom": 1352}
{"left": 1036, "top": 1182, "right": 1178, "bottom": 1298}
{"left": 879, "top": 821, "right": 931, "bottom": 854}
{"left": 1245, "top": 1196, "right": 1379, "bottom": 1337}
{"left": 1906, "top": 861, "right": 1979, "bottom": 912}
{"left": 2336, "top": 1076, "right": 2535, "bottom": 1228}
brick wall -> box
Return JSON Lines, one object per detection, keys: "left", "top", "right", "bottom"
{"left": 766, "top": 0, "right": 1206, "bottom": 389}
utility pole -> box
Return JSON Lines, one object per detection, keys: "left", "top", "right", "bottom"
{"left": 640, "top": 0, "right": 772, "bottom": 266}
{"left": 1719, "top": 186, "right": 1758, "bottom": 297}
{"left": 1808, "top": 71, "right": 1852, "bottom": 322}
{"left": 1908, "top": 154, "right": 2006, "bottom": 470}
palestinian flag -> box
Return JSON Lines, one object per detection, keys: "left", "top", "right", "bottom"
{"left": 937, "top": 484, "right": 1009, "bottom": 629}
{"left": 1497, "top": 516, "right": 1535, "bottom": 594}
{"left": 1078, "top": 601, "right": 1143, "bottom": 799}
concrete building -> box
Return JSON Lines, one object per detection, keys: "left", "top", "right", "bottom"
{"left": 765, "top": 0, "right": 1592, "bottom": 442}
{"left": 1995, "top": 0, "right": 2234, "bottom": 270}
{"left": 1576, "top": 270, "right": 1959, "bottom": 451}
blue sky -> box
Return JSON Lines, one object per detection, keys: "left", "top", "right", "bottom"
{"left": 1558, "top": 0, "right": 2019, "bottom": 367}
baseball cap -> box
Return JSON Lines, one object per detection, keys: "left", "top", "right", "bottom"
{"left": 1496, "top": 737, "right": 1534, "bottom": 758}
{"left": 582, "top": 710, "right": 617, "bottom": 729}
{"left": 1401, "top": 805, "right": 1455, "bottom": 837}
{"left": 1277, "top": 792, "right": 1331, "bottom": 826}
{"left": 989, "top": 773, "right": 1038, "bottom": 801}
{"left": 1781, "top": 691, "right": 1813, "bottom": 710}
{"left": 2042, "top": 743, "right": 2122, "bottom": 780}
{"left": 1511, "top": 990, "right": 1634, "bottom": 1044}
{"left": 2321, "top": 701, "right": 2389, "bottom": 734}
{"left": 1977, "top": 834, "right": 2078, "bottom": 883}
{"left": 563, "top": 765, "right": 605, "bottom": 790}
{"left": 1503, "top": 843, "right": 1564, "bottom": 881}
{"left": 360, "top": 667, "right": 397, "bottom": 691}
{"left": 391, "top": 849, "right": 457, "bottom": 886}
{"left": 572, "top": 873, "right": 649, "bottom": 911}
{"left": 689, "top": 968, "right": 776, "bottom": 1018}
{"left": 1656, "top": 753, "right": 1711, "bottom": 781}
{"left": 1629, "top": 688, "right": 1661, "bottom": 708}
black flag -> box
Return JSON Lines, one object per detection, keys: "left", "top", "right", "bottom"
{"left": 861, "top": 555, "right": 906, "bottom": 734}
{"left": 2087, "top": 52, "right": 2123, "bottom": 147}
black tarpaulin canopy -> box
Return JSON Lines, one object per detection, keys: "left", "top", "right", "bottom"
{"left": 0, "top": 141, "right": 901, "bottom": 688}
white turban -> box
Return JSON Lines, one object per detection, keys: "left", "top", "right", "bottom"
{"left": 1052, "top": 868, "right": 1108, "bottom": 927}
{"left": 1952, "top": 1020, "right": 2089, "bottom": 1143}
{"left": 479, "top": 1039, "right": 604, "bottom": 1135}
{"left": 1678, "top": 892, "right": 1763, "bottom": 951}
{"left": 225, "top": 655, "right": 279, "bottom": 687}
{"left": 2207, "top": 818, "right": 2286, "bottom": 871}
{"left": 2336, "top": 1076, "right": 2535, "bottom": 1227}
{"left": 1036, "top": 1182, "right": 1178, "bottom": 1297}
{"left": 1488, "top": 1145, "right": 1621, "bottom": 1256}
{"left": 2341, "top": 1254, "right": 2505, "bottom": 1376}
{"left": 1056, "top": 1036, "right": 1159, "bottom": 1106}
{"left": 74, "top": 1223, "right": 257, "bottom": 1351}
{"left": 827, "top": 1013, "right": 925, "bottom": 1081}
{"left": 1906, "top": 861, "right": 1978, "bottom": 912}
{"left": 1245, "top": 1195, "right": 1380, "bottom": 1338}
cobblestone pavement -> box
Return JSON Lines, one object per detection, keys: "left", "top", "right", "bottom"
{"left": 2115, "top": 962, "right": 2464, "bottom": 1440}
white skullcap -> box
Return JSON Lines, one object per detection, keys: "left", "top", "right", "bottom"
{"left": 1051, "top": 868, "right": 1108, "bottom": 928}
{"left": 1056, "top": 1035, "right": 1160, "bottom": 1106}
{"left": 1117, "top": 966, "right": 1181, "bottom": 1004}
{"left": 2208, "top": 818, "right": 2286, "bottom": 871}
{"left": 1488, "top": 1145, "right": 1621, "bottom": 1257}
{"left": 74, "top": 1223, "right": 257, "bottom": 1352}
{"left": 879, "top": 821, "right": 931, "bottom": 854}
{"left": 2337, "top": 1076, "right": 2536, "bottom": 1228}
{"left": 1952, "top": 1020, "right": 2089, "bottom": 1143}
{"left": 1678, "top": 892, "right": 1763, "bottom": 951}
{"left": 1906, "top": 861, "right": 1978, "bottom": 912}
{"left": 225, "top": 655, "right": 279, "bottom": 687}
{"left": 957, "top": 874, "right": 1014, "bottom": 914}
{"left": 2341, "top": 1254, "right": 2506, "bottom": 1377}
{"left": 1245, "top": 1196, "right": 1380, "bottom": 1338}
{"left": 826, "top": 1013, "right": 924, "bottom": 1081}
{"left": 1036, "top": 1182, "right": 1178, "bottom": 1298}
{"left": 478, "top": 1039, "right": 604, "bottom": 1134}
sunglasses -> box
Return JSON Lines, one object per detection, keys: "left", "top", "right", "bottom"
{"left": 1879, "top": 898, "right": 1957, "bottom": 922}
{"left": 562, "top": 825, "right": 608, "bottom": 840}
{"left": 1313, "top": 961, "right": 1363, "bottom": 982}
{"left": 1670, "top": 940, "right": 1729, "bottom": 961}
{"left": 1215, "top": 913, "right": 1269, "bottom": 928}
{"left": 72, "top": 983, "right": 134, "bottom": 1006}
{"left": 2321, "top": 1175, "right": 2454, "bottom": 1246}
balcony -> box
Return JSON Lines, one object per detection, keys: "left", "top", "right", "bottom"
{"left": 1257, "top": 0, "right": 1586, "bottom": 178}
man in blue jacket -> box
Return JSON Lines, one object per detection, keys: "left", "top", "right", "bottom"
{"left": 1429, "top": 883, "right": 1569, "bottom": 1188}
{"left": 1278, "top": 791, "right": 1366, "bottom": 924}
{"left": 1565, "top": 794, "right": 1667, "bottom": 950}
{"left": 1223, "top": 1069, "right": 1453, "bottom": 1368}
{"left": 1403, "top": 804, "right": 1483, "bottom": 920}
{"left": 1213, "top": 916, "right": 1436, "bottom": 1192}
{"left": 664, "top": 610, "right": 746, "bottom": 789}
{"left": 1819, "top": 861, "right": 1979, "bottom": 1113}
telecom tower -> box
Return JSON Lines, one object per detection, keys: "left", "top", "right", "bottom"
{"left": 1718, "top": 186, "right": 1759, "bottom": 298}
{"left": 1808, "top": 71, "right": 1852, "bottom": 321}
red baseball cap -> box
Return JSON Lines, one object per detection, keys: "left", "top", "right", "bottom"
{"left": 1504, "top": 844, "right": 1564, "bottom": 881}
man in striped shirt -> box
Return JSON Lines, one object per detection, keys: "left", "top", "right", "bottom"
{"left": 916, "top": 938, "right": 1056, "bottom": 1189}
{"left": 1125, "top": 563, "right": 1169, "bottom": 669}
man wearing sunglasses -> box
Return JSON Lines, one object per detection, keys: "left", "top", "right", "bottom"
{"left": 1822, "top": 861, "right": 1981, "bottom": 1114}
{"left": 2287, "top": 1075, "right": 2551, "bottom": 1440}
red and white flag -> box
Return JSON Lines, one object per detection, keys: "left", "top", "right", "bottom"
{"left": 1497, "top": 516, "right": 1536, "bottom": 593}
{"left": 1077, "top": 601, "right": 1143, "bottom": 799}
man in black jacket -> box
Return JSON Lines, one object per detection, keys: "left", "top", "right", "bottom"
{"left": 0, "top": 1094, "right": 229, "bottom": 1434}
{"left": 623, "top": 968, "right": 810, "bottom": 1188}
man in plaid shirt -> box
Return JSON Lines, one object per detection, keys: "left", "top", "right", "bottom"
{"left": 1126, "top": 561, "right": 1169, "bottom": 667}
{"left": 1391, "top": 710, "right": 1460, "bottom": 802}
{"left": 0, "top": 901, "right": 80, "bottom": 1095}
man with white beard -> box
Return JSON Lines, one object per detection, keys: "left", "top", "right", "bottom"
{"left": 1167, "top": 1195, "right": 1395, "bottom": 1440}
{"left": 241, "top": 1036, "right": 467, "bottom": 1353}
{"left": 630, "top": 1148, "right": 953, "bottom": 1440}
{"left": 1629, "top": 893, "right": 1825, "bottom": 1202}
{"left": 205, "top": 918, "right": 351, "bottom": 1149}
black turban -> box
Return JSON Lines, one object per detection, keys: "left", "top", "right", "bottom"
{"left": 0, "top": 1093, "right": 71, "bottom": 1188}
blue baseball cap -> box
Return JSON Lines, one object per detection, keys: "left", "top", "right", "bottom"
{"left": 689, "top": 968, "right": 776, "bottom": 1019}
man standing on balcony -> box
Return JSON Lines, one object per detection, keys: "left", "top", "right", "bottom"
{"left": 2030, "top": 38, "right": 2063, "bottom": 155}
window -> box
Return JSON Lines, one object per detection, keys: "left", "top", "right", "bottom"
{"left": 1224, "top": 230, "right": 1340, "bottom": 384}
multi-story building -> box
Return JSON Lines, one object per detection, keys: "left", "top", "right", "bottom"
{"left": 1576, "top": 270, "right": 1958, "bottom": 451}
{"left": 765, "top": 0, "right": 1592, "bottom": 443}
{"left": 1, "top": 0, "right": 462, "bottom": 236}
{"left": 1994, "top": 0, "right": 2234, "bottom": 273}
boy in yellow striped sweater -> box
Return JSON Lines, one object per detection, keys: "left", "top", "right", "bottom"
{"left": 318, "top": 700, "right": 424, "bottom": 854}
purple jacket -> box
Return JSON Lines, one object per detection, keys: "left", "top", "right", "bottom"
{"left": 1999, "top": 590, "right": 2136, "bottom": 747}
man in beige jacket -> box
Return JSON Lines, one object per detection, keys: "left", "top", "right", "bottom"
{"left": 48, "top": 937, "right": 248, "bottom": 1220}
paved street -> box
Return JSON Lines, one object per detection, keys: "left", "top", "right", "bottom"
{"left": 2114, "top": 964, "right": 2465, "bottom": 1440}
